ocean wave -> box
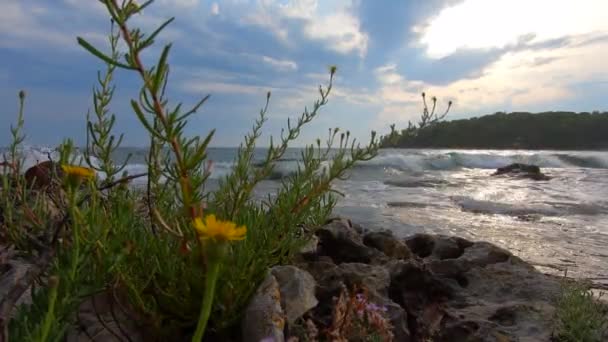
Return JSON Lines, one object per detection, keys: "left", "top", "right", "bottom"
{"left": 451, "top": 196, "right": 608, "bottom": 217}
{"left": 360, "top": 151, "right": 607, "bottom": 171}
{"left": 451, "top": 196, "right": 561, "bottom": 217}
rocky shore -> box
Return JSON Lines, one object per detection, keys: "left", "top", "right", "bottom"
{"left": 243, "top": 218, "right": 569, "bottom": 341}
{"left": 1, "top": 215, "right": 604, "bottom": 341}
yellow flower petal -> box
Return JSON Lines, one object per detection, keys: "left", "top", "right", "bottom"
{"left": 192, "top": 214, "right": 247, "bottom": 242}
{"left": 61, "top": 165, "right": 96, "bottom": 179}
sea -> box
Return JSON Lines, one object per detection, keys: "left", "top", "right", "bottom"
{"left": 9, "top": 146, "right": 608, "bottom": 285}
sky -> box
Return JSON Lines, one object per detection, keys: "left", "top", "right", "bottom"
{"left": 1, "top": 0, "right": 607, "bottom": 147}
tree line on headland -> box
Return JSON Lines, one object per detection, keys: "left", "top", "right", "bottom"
{"left": 381, "top": 97, "right": 608, "bottom": 150}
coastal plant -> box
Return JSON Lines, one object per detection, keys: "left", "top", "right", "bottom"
{"left": 554, "top": 280, "right": 607, "bottom": 342}
{"left": 325, "top": 285, "right": 393, "bottom": 342}
{"left": 383, "top": 92, "right": 452, "bottom": 147}
{"left": 1, "top": 0, "right": 382, "bottom": 341}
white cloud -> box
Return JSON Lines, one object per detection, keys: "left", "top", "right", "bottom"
{"left": 211, "top": 2, "right": 220, "bottom": 15}
{"left": 420, "top": 0, "right": 608, "bottom": 58}
{"left": 262, "top": 56, "right": 298, "bottom": 71}
{"left": 303, "top": 11, "right": 368, "bottom": 56}
{"left": 158, "top": 0, "right": 200, "bottom": 9}
{"left": 0, "top": 2, "right": 75, "bottom": 49}
{"left": 180, "top": 80, "right": 271, "bottom": 95}
{"left": 243, "top": 0, "right": 368, "bottom": 57}
{"left": 373, "top": 36, "right": 608, "bottom": 124}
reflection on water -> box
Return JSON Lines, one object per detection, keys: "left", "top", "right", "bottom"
{"left": 334, "top": 164, "right": 608, "bottom": 285}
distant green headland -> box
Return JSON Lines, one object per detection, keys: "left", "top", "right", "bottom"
{"left": 381, "top": 111, "right": 608, "bottom": 150}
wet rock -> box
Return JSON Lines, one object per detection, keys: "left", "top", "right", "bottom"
{"left": 363, "top": 230, "right": 413, "bottom": 260}
{"left": 315, "top": 220, "right": 381, "bottom": 264}
{"left": 242, "top": 273, "right": 285, "bottom": 342}
{"left": 271, "top": 266, "right": 318, "bottom": 324}
{"left": 492, "top": 163, "right": 551, "bottom": 181}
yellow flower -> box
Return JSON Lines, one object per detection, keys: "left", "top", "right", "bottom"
{"left": 61, "top": 165, "right": 96, "bottom": 180}
{"left": 193, "top": 214, "right": 246, "bottom": 242}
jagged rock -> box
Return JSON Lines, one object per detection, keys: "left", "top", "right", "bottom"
{"left": 250, "top": 221, "right": 568, "bottom": 342}
{"left": 302, "top": 260, "right": 409, "bottom": 340}
{"left": 66, "top": 292, "right": 144, "bottom": 342}
{"left": 271, "top": 266, "right": 318, "bottom": 324}
{"left": 405, "top": 234, "right": 436, "bottom": 258}
{"left": 242, "top": 273, "right": 285, "bottom": 342}
{"left": 405, "top": 234, "right": 473, "bottom": 261}
{"left": 432, "top": 236, "right": 471, "bottom": 260}
{"left": 366, "top": 290, "right": 411, "bottom": 342}
{"left": 363, "top": 230, "right": 413, "bottom": 260}
{"left": 402, "top": 235, "right": 560, "bottom": 341}
{"left": 298, "top": 235, "right": 318, "bottom": 256}
{"left": 492, "top": 163, "right": 551, "bottom": 181}
{"left": 388, "top": 259, "right": 454, "bottom": 314}
{"left": 315, "top": 220, "right": 381, "bottom": 264}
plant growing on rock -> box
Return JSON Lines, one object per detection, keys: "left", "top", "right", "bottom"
{"left": 554, "top": 280, "right": 608, "bottom": 342}
{"left": 0, "top": 0, "right": 382, "bottom": 340}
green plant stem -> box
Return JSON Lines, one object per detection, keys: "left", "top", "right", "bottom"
{"left": 39, "top": 277, "right": 59, "bottom": 341}
{"left": 192, "top": 243, "right": 225, "bottom": 341}
{"left": 68, "top": 189, "right": 81, "bottom": 282}
{"left": 110, "top": 0, "right": 195, "bottom": 219}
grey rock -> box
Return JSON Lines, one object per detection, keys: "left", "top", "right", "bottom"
{"left": 271, "top": 266, "right": 318, "bottom": 324}
{"left": 298, "top": 235, "right": 318, "bottom": 255}
{"left": 66, "top": 292, "right": 144, "bottom": 342}
{"left": 405, "top": 234, "right": 436, "bottom": 258}
{"left": 315, "top": 220, "right": 381, "bottom": 264}
{"left": 242, "top": 273, "right": 285, "bottom": 342}
{"left": 294, "top": 222, "right": 567, "bottom": 342}
{"left": 363, "top": 230, "right": 413, "bottom": 260}
{"left": 0, "top": 257, "right": 33, "bottom": 319}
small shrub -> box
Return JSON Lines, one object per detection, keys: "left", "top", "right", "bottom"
{"left": 554, "top": 280, "right": 608, "bottom": 342}
{"left": 0, "top": 0, "right": 382, "bottom": 341}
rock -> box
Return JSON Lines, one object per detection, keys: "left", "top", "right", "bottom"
{"left": 298, "top": 235, "right": 318, "bottom": 256}
{"left": 315, "top": 220, "right": 381, "bottom": 264}
{"left": 492, "top": 163, "right": 551, "bottom": 181}
{"left": 363, "top": 230, "right": 413, "bottom": 260}
{"left": 24, "top": 161, "right": 63, "bottom": 189}
{"left": 405, "top": 234, "right": 436, "bottom": 258}
{"left": 405, "top": 234, "right": 473, "bottom": 261}
{"left": 296, "top": 221, "right": 564, "bottom": 341}
{"left": 271, "top": 266, "right": 318, "bottom": 324}
{"left": 0, "top": 256, "right": 33, "bottom": 319}
{"left": 302, "top": 260, "right": 409, "bottom": 340}
{"left": 366, "top": 290, "right": 411, "bottom": 342}
{"left": 66, "top": 292, "right": 145, "bottom": 342}
{"left": 388, "top": 259, "right": 454, "bottom": 313}
{"left": 242, "top": 273, "right": 285, "bottom": 342}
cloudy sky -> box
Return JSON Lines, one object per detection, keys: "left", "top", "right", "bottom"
{"left": 1, "top": 0, "right": 607, "bottom": 147}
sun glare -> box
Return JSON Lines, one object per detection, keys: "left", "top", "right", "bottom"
{"left": 420, "top": 0, "right": 608, "bottom": 58}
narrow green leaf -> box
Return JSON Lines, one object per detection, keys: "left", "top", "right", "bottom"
{"left": 153, "top": 44, "right": 172, "bottom": 94}
{"left": 177, "top": 95, "right": 211, "bottom": 122}
{"left": 140, "top": 17, "right": 175, "bottom": 51}
{"left": 131, "top": 100, "right": 165, "bottom": 141}
{"left": 77, "top": 37, "right": 136, "bottom": 70}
